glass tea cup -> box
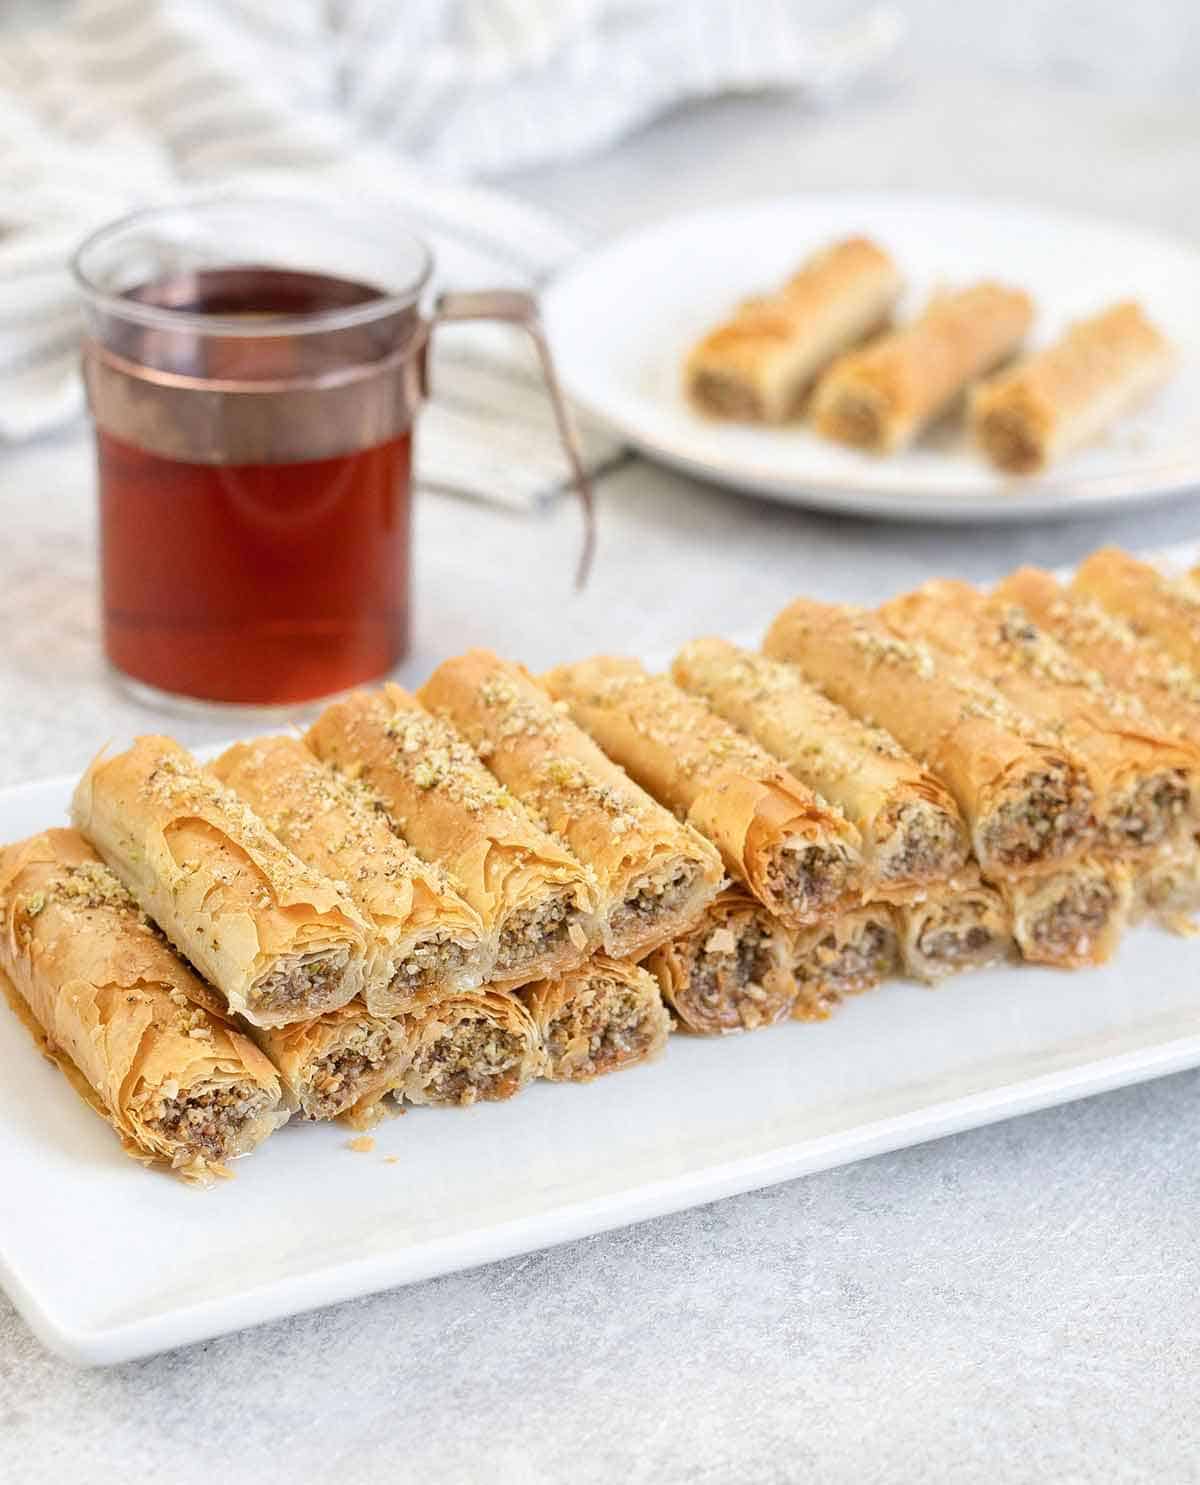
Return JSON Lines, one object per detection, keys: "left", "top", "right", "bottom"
{"left": 72, "top": 196, "right": 592, "bottom": 711}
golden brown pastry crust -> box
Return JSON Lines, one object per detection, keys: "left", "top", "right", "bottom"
{"left": 1073, "top": 547, "right": 1200, "bottom": 676}
{"left": 994, "top": 567, "right": 1200, "bottom": 745}
{"left": 306, "top": 686, "right": 600, "bottom": 989}
{"left": 895, "top": 868, "right": 1011, "bottom": 983}
{"left": 671, "top": 637, "right": 969, "bottom": 897}
{"left": 812, "top": 281, "right": 1034, "bottom": 452}
{"left": 544, "top": 657, "right": 863, "bottom": 928}
{"left": 211, "top": 735, "right": 490, "bottom": 1012}
{"left": 0, "top": 830, "right": 287, "bottom": 1181}
{"left": 971, "top": 302, "right": 1174, "bottom": 473}
{"left": 643, "top": 886, "right": 796, "bottom": 1035}
{"left": 878, "top": 580, "right": 1198, "bottom": 854}
{"left": 71, "top": 737, "right": 369, "bottom": 1029}
{"left": 419, "top": 651, "right": 722, "bottom": 961}
{"left": 999, "top": 857, "right": 1131, "bottom": 969}
{"left": 520, "top": 955, "right": 670, "bottom": 1081}
{"left": 763, "top": 598, "right": 1095, "bottom": 877}
{"left": 398, "top": 989, "right": 544, "bottom": 1106}
{"left": 791, "top": 903, "right": 898, "bottom": 1019}
{"left": 685, "top": 237, "right": 903, "bottom": 423}
{"left": 250, "top": 1001, "right": 409, "bottom": 1125}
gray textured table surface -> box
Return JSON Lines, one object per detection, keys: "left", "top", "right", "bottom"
{"left": 4, "top": 78, "right": 1200, "bottom": 1483}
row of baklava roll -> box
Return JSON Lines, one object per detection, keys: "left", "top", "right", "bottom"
{"left": 5, "top": 545, "right": 1199, "bottom": 1181}
{"left": 684, "top": 236, "right": 1174, "bottom": 471}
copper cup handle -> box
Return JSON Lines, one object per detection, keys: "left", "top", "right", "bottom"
{"left": 427, "top": 289, "right": 596, "bottom": 588}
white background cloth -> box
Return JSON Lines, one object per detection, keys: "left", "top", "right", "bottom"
{"left": 0, "top": 0, "right": 900, "bottom": 504}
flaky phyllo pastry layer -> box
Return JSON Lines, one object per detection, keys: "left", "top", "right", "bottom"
{"left": 684, "top": 236, "right": 903, "bottom": 423}
{"left": 545, "top": 657, "right": 864, "bottom": 928}
{"left": 0, "top": 830, "right": 287, "bottom": 1182}
{"left": 398, "top": 988, "right": 544, "bottom": 1107}
{"left": 671, "top": 638, "right": 969, "bottom": 897}
{"left": 520, "top": 955, "right": 670, "bottom": 1082}
{"left": 894, "top": 870, "right": 1012, "bottom": 983}
{"left": 791, "top": 904, "right": 899, "bottom": 1019}
{"left": 878, "top": 581, "right": 1198, "bottom": 856}
{"left": 419, "top": 650, "right": 722, "bottom": 961}
{"left": 644, "top": 886, "right": 796, "bottom": 1035}
{"left": 71, "top": 737, "right": 369, "bottom": 1028}
{"left": 763, "top": 599, "right": 1095, "bottom": 878}
{"left": 210, "top": 735, "right": 490, "bottom": 1012}
{"left": 307, "top": 686, "right": 600, "bottom": 988}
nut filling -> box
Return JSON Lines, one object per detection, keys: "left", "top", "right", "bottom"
{"left": 151, "top": 1082, "right": 276, "bottom": 1163}
{"left": 545, "top": 981, "right": 655, "bottom": 1078}
{"left": 251, "top": 950, "right": 352, "bottom": 1017}
{"left": 1030, "top": 883, "right": 1117, "bottom": 957}
{"left": 611, "top": 861, "right": 703, "bottom": 936}
{"left": 495, "top": 891, "right": 586, "bottom": 977}
{"left": 982, "top": 765, "right": 1093, "bottom": 868}
{"left": 1102, "top": 771, "right": 1190, "bottom": 850}
{"left": 691, "top": 371, "right": 765, "bottom": 421}
{"left": 678, "top": 914, "right": 793, "bottom": 1033}
{"left": 918, "top": 919, "right": 998, "bottom": 968}
{"left": 411, "top": 1019, "right": 530, "bottom": 1106}
{"left": 795, "top": 921, "right": 897, "bottom": 1009}
{"left": 391, "top": 933, "right": 470, "bottom": 993}
{"left": 301, "top": 1024, "right": 401, "bottom": 1120}
{"left": 767, "top": 840, "right": 856, "bottom": 920}
{"left": 877, "top": 801, "right": 968, "bottom": 883}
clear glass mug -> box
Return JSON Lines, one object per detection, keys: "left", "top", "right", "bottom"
{"left": 72, "top": 196, "right": 592, "bottom": 710}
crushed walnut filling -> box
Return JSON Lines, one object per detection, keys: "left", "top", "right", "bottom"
{"left": 391, "top": 932, "right": 470, "bottom": 991}
{"left": 411, "top": 1019, "right": 528, "bottom": 1106}
{"left": 1028, "top": 880, "right": 1116, "bottom": 956}
{"left": 1102, "top": 771, "right": 1190, "bottom": 850}
{"left": 795, "top": 920, "right": 896, "bottom": 1001}
{"left": 151, "top": 1082, "right": 274, "bottom": 1162}
{"left": 980, "top": 764, "right": 1093, "bottom": 868}
{"left": 765, "top": 839, "right": 856, "bottom": 919}
{"left": 250, "top": 951, "right": 351, "bottom": 1016}
{"left": 494, "top": 890, "right": 585, "bottom": 976}
{"left": 301, "top": 1022, "right": 400, "bottom": 1120}
{"left": 917, "top": 905, "right": 999, "bottom": 968}
{"left": 876, "top": 800, "right": 968, "bottom": 882}
{"left": 610, "top": 860, "right": 703, "bottom": 937}
{"left": 678, "top": 913, "right": 790, "bottom": 1031}
{"left": 690, "top": 370, "right": 766, "bottom": 421}
{"left": 545, "top": 980, "right": 652, "bottom": 1076}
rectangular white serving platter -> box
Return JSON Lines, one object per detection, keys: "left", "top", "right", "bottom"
{"left": 4, "top": 541, "right": 1200, "bottom": 1366}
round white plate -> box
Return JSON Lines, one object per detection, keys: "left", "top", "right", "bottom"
{"left": 542, "top": 192, "right": 1200, "bottom": 522}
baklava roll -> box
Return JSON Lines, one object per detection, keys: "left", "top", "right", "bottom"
{"left": 811, "top": 282, "right": 1034, "bottom": 452}
{"left": 71, "top": 737, "right": 369, "bottom": 1029}
{"left": 398, "top": 988, "right": 544, "bottom": 1107}
{"left": 644, "top": 886, "right": 796, "bottom": 1035}
{"left": 791, "top": 903, "right": 899, "bottom": 1020}
{"left": 994, "top": 567, "right": 1200, "bottom": 744}
{"left": 971, "top": 302, "right": 1174, "bottom": 473}
{"left": 672, "top": 638, "right": 969, "bottom": 896}
{"left": 307, "top": 687, "right": 600, "bottom": 988}
{"left": 251, "top": 1001, "right": 408, "bottom": 1126}
{"left": 1073, "top": 547, "right": 1200, "bottom": 676}
{"left": 418, "top": 651, "right": 723, "bottom": 961}
{"left": 520, "top": 955, "right": 671, "bottom": 1082}
{"left": 878, "top": 581, "right": 1197, "bottom": 854}
{"left": 210, "top": 736, "right": 491, "bottom": 1012}
{"left": 763, "top": 599, "right": 1095, "bottom": 877}
{"left": 894, "top": 869, "right": 1012, "bottom": 983}
{"left": 999, "top": 857, "right": 1131, "bottom": 969}
{"left": 684, "top": 236, "right": 903, "bottom": 422}
{"left": 0, "top": 830, "right": 287, "bottom": 1181}
{"left": 544, "top": 658, "right": 864, "bottom": 928}
{"left": 1138, "top": 840, "right": 1200, "bottom": 925}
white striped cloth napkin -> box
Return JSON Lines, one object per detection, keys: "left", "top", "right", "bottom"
{"left": 0, "top": 0, "right": 902, "bottom": 508}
